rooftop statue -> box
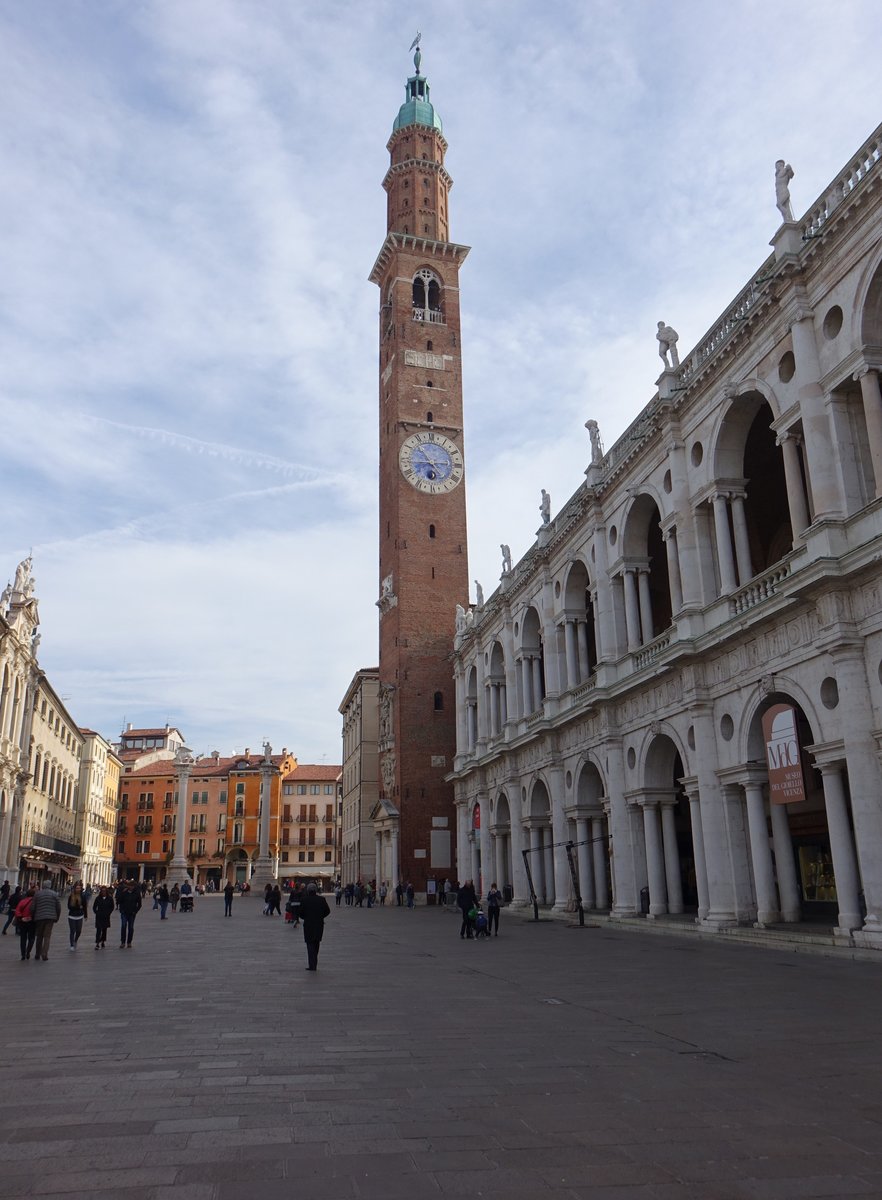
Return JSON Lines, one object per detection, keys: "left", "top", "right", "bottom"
{"left": 585, "top": 419, "right": 604, "bottom": 464}
{"left": 12, "top": 555, "right": 32, "bottom": 595}
{"left": 775, "top": 159, "right": 795, "bottom": 222}
{"left": 656, "top": 321, "right": 680, "bottom": 369}
{"left": 455, "top": 603, "right": 467, "bottom": 635}
{"left": 474, "top": 580, "right": 484, "bottom": 606}
{"left": 540, "top": 489, "right": 551, "bottom": 525}
{"left": 500, "top": 544, "right": 512, "bottom": 575}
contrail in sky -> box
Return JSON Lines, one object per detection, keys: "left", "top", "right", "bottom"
{"left": 82, "top": 414, "right": 324, "bottom": 479}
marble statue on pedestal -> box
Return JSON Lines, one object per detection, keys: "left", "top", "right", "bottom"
{"left": 500, "top": 544, "right": 512, "bottom": 575}
{"left": 585, "top": 419, "right": 604, "bottom": 464}
{"left": 656, "top": 322, "right": 680, "bottom": 369}
{"left": 455, "top": 603, "right": 467, "bottom": 635}
{"left": 775, "top": 159, "right": 795, "bottom": 222}
{"left": 474, "top": 580, "right": 484, "bottom": 607}
{"left": 540, "top": 489, "right": 551, "bottom": 525}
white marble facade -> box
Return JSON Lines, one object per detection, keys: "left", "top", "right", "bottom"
{"left": 451, "top": 125, "right": 882, "bottom": 950}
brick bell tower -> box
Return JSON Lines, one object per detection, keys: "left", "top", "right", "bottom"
{"left": 369, "top": 39, "right": 470, "bottom": 895}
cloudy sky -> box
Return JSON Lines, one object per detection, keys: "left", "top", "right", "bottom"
{"left": 1, "top": 0, "right": 877, "bottom": 762}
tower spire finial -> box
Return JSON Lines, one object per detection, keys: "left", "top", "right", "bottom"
{"left": 409, "top": 31, "right": 422, "bottom": 75}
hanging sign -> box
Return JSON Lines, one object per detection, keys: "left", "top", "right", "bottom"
{"left": 472, "top": 802, "right": 481, "bottom": 830}
{"left": 762, "top": 704, "right": 806, "bottom": 805}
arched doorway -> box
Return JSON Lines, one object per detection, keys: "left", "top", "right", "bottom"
{"left": 526, "top": 780, "right": 553, "bottom": 905}
{"left": 574, "top": 761, "right": 610, "bottom": 910}
{"left": 227, "top": 848, "right": 249, "bottom": 885}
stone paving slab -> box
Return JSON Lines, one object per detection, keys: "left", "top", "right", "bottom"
{"left": 2, "top": 897, "right": 882, "bottom": 1198}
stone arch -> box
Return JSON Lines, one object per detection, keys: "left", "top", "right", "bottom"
{"left": 517, "top": 606, "right": 545, "bottom": 715}
{"left": 575, "top": 757, "right": 605, "bottom": 805}
{"left": 621, "top": 491, "right": 672, "bottom": 640}
{"left": 641, "top": 730, "right": 697, "bottom": 913}
{"left": 858, "top": 253, "right": 882, "bottom": 345}
{"left": 560, "top": 558, "right": 597, "bottom": 685}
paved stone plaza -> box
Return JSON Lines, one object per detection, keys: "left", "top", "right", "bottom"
{"left": 1, "top": 898, "right": 881, "bottom": 1200}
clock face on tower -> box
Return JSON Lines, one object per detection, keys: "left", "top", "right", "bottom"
{"left": 399, "top": 431, "right": 464, "bottom": 493}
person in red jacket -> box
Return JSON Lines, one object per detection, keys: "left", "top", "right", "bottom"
{"left": 14, "top": 885, "right": 37, "bottom": 960}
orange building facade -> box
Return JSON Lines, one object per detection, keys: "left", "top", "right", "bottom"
{"left": 279, "top": 764, "right": 341, "bottom": 888}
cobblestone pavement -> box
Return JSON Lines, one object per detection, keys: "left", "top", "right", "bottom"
{"left": 2, "top": 896, "right": 882, "bottom": 1200}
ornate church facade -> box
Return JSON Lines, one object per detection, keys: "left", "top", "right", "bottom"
{"left": 450, "top": 123, "right": 882, "bottom": 950}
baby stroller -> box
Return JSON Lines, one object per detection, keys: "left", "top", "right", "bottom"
{"left": 179, "top": 893, "right": 194, "bottom": 913}
{"left": 473, "top": 908, "right": 489, "bottom": 938}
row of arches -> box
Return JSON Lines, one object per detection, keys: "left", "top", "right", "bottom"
{"left": 458, "top": 682, "right": 879, "bottom": 940}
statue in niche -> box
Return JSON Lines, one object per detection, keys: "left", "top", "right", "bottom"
{"left": 656, "top": 321, "right": 680, "bottom": 369}
{"left": 500, "top": 544, "right": 512, "bottom": 575}
{"left": 474, "top": 580, "right": 484, "bottom": 607}
{"left": 379, "top": 684, "right": 394, "bottom": 745}
{"left": 540, "top": 489, "right": 551, "bottom": 525}
{"left": 585, "top": 419, "right": 603, "bottom": 464}
{"left": 775, "top": 159, "right": 795, "bottom": 222}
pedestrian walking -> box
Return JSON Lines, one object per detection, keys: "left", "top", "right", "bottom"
{"left": 406, "top": 882, "right": 415, "bottom": 909}
{"left": 395, "top": 882, "right": 404, "bottom": 906}
{"left": 271, "top": 884, "right": 282, "bottom": 916}
{"left": 299, "top": 883, "right": 330, "bottom": 971}
{"left": 157, "top": 883, "right": 170, "bottom": 919}
{"left": 67, "top": 881, "right": 88, "bottom": 950}
{"left": 486, "top": 882, "right": 503, "bottom": 936}
{"left": 223, "top": 881, "right": 235, "bottom": 917}
{"left": 170, "top": 884, "right": 180, "bottom": 912}
{"left": 2, "top": 885, "right": 23, "bottom": 935}
{"left": 334, "top": 884, "right": 342, "bottom": 907}
{"left": 32, "top": 879, "right": 61, "bottom": 961}
{"left": 92, "top": 886, "right": 114, "bottom": 948}
{"left": 117, "top": 878, "right": 142, "bottom": 948}
{"left": 0, "top": 879, "right": 9, "bottom": 911}
{"left": 457, "top": 879, "right": 477, "bottom": 939}
{"left": 13, "top": 885, "right": 37, "bottom": 960}
{"left": 379, "top": 882, "right": 387, "bottom": 905}
{"left": 263, "top": 883, "right": 273, "bottom": 915}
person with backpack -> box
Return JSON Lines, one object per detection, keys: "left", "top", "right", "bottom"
{"left": 486, "top": 882, "right": 503, "bottom": 937}
{"left": 457, "top": 879, "right": 477, "bottom": 939}
{"left": 14, "top": 885, "right": 37, "bottom": 960}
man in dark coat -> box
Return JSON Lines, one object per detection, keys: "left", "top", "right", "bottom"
{"left": 117, "top": 878, "right": 142, "bottom": 948}
{"left": 299, "top": 883, "right": 330, "bottom": 971}
{"left": 457, "top": 879, "right": 477, "bottom": 939}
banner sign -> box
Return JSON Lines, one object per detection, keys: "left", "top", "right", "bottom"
{"left": 472, "top": 802, "right": 481, "bottom": 830}
{"left": 762, "top": 704, "right": 806, "bottom": 805}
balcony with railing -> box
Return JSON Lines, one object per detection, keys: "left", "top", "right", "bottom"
{"left": 412, "top": 306, "right": 444, "bottom": 324}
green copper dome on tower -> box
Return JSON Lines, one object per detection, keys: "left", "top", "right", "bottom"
{"left": 392, "top": 36, "right": 443, "bottom": 135}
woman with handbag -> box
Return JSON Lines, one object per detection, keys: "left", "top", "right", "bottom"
{"left": 14, "top": 885, "right": 37, "bottom": 961}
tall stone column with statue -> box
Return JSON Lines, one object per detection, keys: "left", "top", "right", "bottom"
{"left": 251, "top": 743, "right": 277, "bottom": 890}
{"left": 167, "top": 747, "right": 196, "bottom": 887}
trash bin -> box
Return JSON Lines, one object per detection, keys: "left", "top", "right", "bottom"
{"left": 639, "top": 886, "right": 650, "bottom": 915}
{"left": 502, "top": 884, "right": 514, "bottom": 904}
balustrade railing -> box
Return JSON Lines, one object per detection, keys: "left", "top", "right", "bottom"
{"left": 729, "top": 560, "right": 791, "bottom": 615}
{"left": 412, "top": 307, "right": 445, "bottom": 324}
{"left": 802, "top": 133, "right": 880, "bottom": 239}
{"left": 634, "top": 632, "right": 672, "bottom": 671}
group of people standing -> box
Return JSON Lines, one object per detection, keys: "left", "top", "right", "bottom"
{"left": 456, "top": 880, "right": 503, "bottom": 939}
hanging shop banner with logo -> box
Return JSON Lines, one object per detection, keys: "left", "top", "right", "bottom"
{"left": 472, "top": 802, "right": 481, "bottom": 830}
{"left": 762, "top": 704, "right": 807, "bottom": 805}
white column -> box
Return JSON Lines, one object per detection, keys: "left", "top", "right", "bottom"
{"left": 166, "top": 751, "right": 194, "bottom": 887}
{"left": 576, "top": 817, "right": 593, "bottom": 907}
{"left": 564, "top": 621, "right": 578, "bottom": 689}
{"left": 687, "top": 792, "right": 710, "bottom": 922}
{"left": 529, "top": 826, "right": 544, "bottom": 902}
{"left": 623, "top": 570, "right": 641, "bottom": 651}
{"left": 499, "top": 683, "right": 508, "bottom": 727}
{"left": 494, "top": 832, "right": 506, "bottom": 890}
{"left": 818, "top": 763, "right": 862, "bottom": 933}
{"left": 777, "top": 431, "right": 811, "bottom": 537}
{"left": 663, "top": 529, "right": 683, "bottom": 614}
{"left": 520, "top": 657, "right": 533, "bottom": 715}
{"left": 390, "top": 826, "right": 400, "bottom": 889}
{"left": 489, "top": 686, "right": 500, "bottom": 738}
{"left": 790, "top": 315, "right": 843, "bottom": 519}
{"left": 743, "top": 781, "right": 779, "bottom": 926}
{"left": 542, "top": 826, "right": 555, "bottom": 905}
{"left": 531, "top": 656, "right": 544, "bottom": 709}
{"left": 730, "top": 494, "right": 753, "bottom": 585}
{"left": 374, "top": 831, "right": 382, "bottom": 889}
{"left": 637, "top": 569, "right": 653, "bottom": 645}
{"left": 693, "top": 708, "right": 739, "bottom": 925}
{"left": 660, "top": 802, "right": 684, "bottom": 914}
{"left": 577, "top": 619, "right": 591, "bottom": 679}
{"left": 251, "top": 762, "right": 277, "bottom": 888}
{"left": 509, "top": 818, "right": 528, "bottom": 906}
{"left": 855, "top": 367, "right": 882, "bottom": 498}
{"left": 769, "top": 801, "right": 800, "bottom": 922}
{"left": 551, "top": 776, "right": 570, "bottom": 912}
{"left": 478, "top": 800, "right": 491, "bottom": 896}
{"left": 467, "top": 703, "right": 477, "bottom": 751}
{"left": 592, "top": 817, "right": 609, "bottom": 909}
{"left": 642, "top": 803, "right": 667, "bottom": 916}
{"left": 711, "top": 494, "right": 738, "bottom": 594}
{"left": 470, "top": 833, "right": 480, "bottom": 886}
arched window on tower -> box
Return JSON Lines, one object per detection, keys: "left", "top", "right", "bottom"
{"left": 412, "top": 269, "right": 444, "bottom": 324}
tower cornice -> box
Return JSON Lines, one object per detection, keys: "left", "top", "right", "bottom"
{"left": 369, "top": 233, "right": 470, "bottom": 286}
{"left": 383, "top": 158, "right": 454, "bottom": 194}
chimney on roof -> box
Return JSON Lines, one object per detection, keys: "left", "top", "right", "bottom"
{"left": 244, "top": 747, "right": 250, "bottom": 757}
{"left": 212, "top": 750, "right": 219, "bottom": 761}
{"left": 126, "top": 723, "right": 133, "bottom": 731}
{"left": 282, "top": 747, "right": 287, "bottom": 757}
